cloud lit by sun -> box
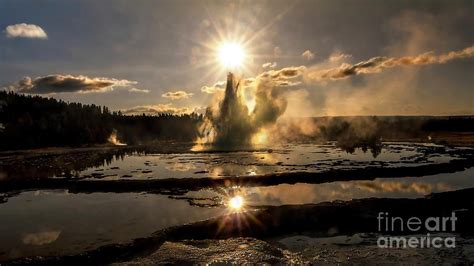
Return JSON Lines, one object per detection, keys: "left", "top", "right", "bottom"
{"left": 218, "top": 42, "right": 246, "bottom": 69}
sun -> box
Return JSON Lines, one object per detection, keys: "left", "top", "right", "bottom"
{"left": 228, "top": 195, "right": 244, "bottom": 211}
{"left": 218, "top": 42, "right": 245, "bottom": 69}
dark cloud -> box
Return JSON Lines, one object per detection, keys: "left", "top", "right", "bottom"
{"left": 5, "top": 75, "right": 137, "bottom": 94}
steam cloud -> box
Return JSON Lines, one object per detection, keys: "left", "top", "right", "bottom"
{"left": 196, "top": 44, "right": 473, "bottom": 148}
{"left": 308, "top": 45, "right": 474, "bottom": 81}
{"left": 197, "top": 72, "right": 292, "bottom": 147}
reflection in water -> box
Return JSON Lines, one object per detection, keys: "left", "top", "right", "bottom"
{"left": 337, "top": 141, "right": 382, "bottom": 158}
{"left": 0, "top": 191, "right": 223, "bottom": 261}
{"left": 12, "top": 143, "right": 460, "bottom": 181}
{"left": 165, "top": 162, "right": 197, "bottom": 172}
{"left": 0, "top": 142, "right": 464, "bottom": 181}
{"left": 0, "top": 143, "right": 472, "bottom": 261}
{"left": 184, "top": 167, "right": 474, "bottom": 207}
{"left": 23, "top": 230, "right": 61, "bottom": 246}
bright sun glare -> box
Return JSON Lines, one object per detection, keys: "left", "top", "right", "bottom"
{"left": 228, "top": 195, "right": 244, "bottom": 211}
{"left": 218, "top": 42, "right": 245, "bottom": 69}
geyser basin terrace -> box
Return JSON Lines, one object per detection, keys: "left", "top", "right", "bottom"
{"left": 1, "top": 142, "right": 474, "bottom": 262}
{"left": 0, "top": 142, "right": 468, "bottom": 182}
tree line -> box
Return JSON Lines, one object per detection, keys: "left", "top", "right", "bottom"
{"left": 0, "top": 91, "right": 203, "bottom": 150}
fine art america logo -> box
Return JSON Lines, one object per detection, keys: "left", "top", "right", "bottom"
{"left": 377, "top": 212, "right": 457, "bottom": 248}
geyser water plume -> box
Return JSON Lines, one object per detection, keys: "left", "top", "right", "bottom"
{"left": 195, "top": 72, "right": 287, "bottom": 149}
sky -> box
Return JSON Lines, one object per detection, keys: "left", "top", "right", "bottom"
{"left": 1, "top": 0, "right": 473, "bottom": 116}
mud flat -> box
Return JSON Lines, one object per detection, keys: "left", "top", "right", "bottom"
{"left": 5, "top": 187, "right": 474, "bottom": 265}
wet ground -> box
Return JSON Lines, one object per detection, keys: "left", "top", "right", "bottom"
{"left": 113, "top": 235, "right": 474, "bottom": 265}
{"left": 0, "top": 142, "right": 473, "bottom": 263}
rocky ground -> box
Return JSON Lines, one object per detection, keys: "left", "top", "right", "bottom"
{"left": 115, "top": 234, "right": 474, "bottom": 265}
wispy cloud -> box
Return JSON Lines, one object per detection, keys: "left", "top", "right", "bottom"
{"left": 4, "top": 75, "right": 137, "bottom": 94}
{"left": 274, "top": 46, "right": 282, "bottom": 57}
{"left": 328, "top": 52, "right": 352, "bottom": 62}
{"left": 260, "top": 66, "right": 307, "bottom": 81}
{"left": 128, "top": 88, "right": 149, "bottom": 93}
{"left": 161, "top": 90, "right": 193, "bottom": 100}
{"left": 302, "top": 50, "right": 315, "bottom": 60}
{"left": 262, "top": 62, "right": 277, "bottom": 68}
{"left": 121, "top": 103, "right": 195, "bottom": 115}
{"left": 5, "top": 23, "right": 48, "bottom": 39}
{"left": 307, "top": 45, "right": 474, "bottom": 81}
{"left": 200, "top": 81, "right": 225, "bottom": 94}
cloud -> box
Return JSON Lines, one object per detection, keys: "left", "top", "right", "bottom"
{"left": 262, "top": 62, "right": 277, "bottom": 68}
{"left": 275, "top": 81, "right": 302, "bottom": 87}
{"left": 128, "top": 88, "right": 149, "bottom": 93}
{"left": 5, "top": 23, "right": 48, "bottom": 39}
{"left": 307, "top": 45, "right": 474, "bottom": 81}
{"left": 5, "top": 75, "right": 137, "bottom": 94}
{"left": 161, "top": 90, "right": 193, "bottom": 100}
{"left": 201, "top": 86, "right": 224, "bottom": 94}
{"left": 121, "top": 103, "right": 194, "bottom": 115}
{"left": 274, "top": 46, "right": 282, "bottom": 57}
{"left": 302, "top": 50, "right": 315, "bottom": 60}
{"left": 328, "top": 52, "right": 352, "bottom": 62}
{"left": 200, "top": 81, "right": 225, "bottom": 94}
{"left": 260, "top": 66, "right": 307, "bottom": 82}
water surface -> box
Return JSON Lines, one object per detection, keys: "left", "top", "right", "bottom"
{"left": 0, "top": 191, "right": 223, "bottom": 261}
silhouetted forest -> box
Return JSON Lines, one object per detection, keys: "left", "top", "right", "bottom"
{"left": 0, "top": 91, "right": 202, "bottom": 150}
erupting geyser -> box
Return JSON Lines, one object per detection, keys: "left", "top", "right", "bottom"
{"left": 201, "top": 73, "right": 251, "bottom": 147}
{"left": 195, "top": 72, "right": 287, "bottom": 149}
